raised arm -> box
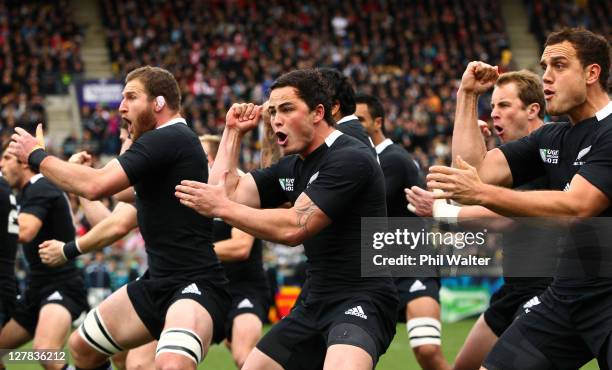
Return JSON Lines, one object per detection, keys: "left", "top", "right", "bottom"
{"left": 452, "top": 62, "right": 512, "bottom": 186}
{"left": 209, "top": 103, "right": 263, "bottom": 208}
{"left": 10, "top": 125, "right": 130, "bottom": 200}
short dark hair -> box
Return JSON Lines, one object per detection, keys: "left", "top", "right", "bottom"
{"left": 354, "top": 93, "right": 386, "bottom": 136}
{"left": 125, "top": 66, "right": 182, "bottom": 111}
{"left": 270, "top": 69, "right": 335, "bottom": 126}
{"left": 317, "top": 68, "right": 356, "bottom": 117}
{"left": 496, "top": 70, "right": 546, "bottom": 119}
{"left": 545, "top": 28, "right": 610, "bottom": 91}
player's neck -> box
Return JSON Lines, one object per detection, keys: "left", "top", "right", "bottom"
{"left": 155, "top": 112, "right": 182, "bottom": 128}
{"left": 301, "top": 124, "right": 336, "bottom": 158}
{"left": 19, "top": 171, "right": 36, "bottom": 190}
{"left": 371, "top": 132, "right": 385, "bottom": 146}
{"left": 568, "top": 89, "right": 610, "bottom": 124}
{"left": 527, "top": 119, "right": 544, "bottom": 134}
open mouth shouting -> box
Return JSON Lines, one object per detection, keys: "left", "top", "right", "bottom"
{"left": 544, "top": 88, "right": 555, "bottom": 101}
{"left": 276, "top": 131, "right": 288, "bottom": 146}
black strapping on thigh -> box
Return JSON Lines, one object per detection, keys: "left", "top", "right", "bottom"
{"left": 327, "top": 323, "right": 377, "bottom": 365}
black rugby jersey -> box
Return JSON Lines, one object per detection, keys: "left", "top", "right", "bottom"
{"left": 376, "top": 139, "right": 424, "bottom": 217}
{"left": 0, "top": 177, "right": 17, "bottom": 296}
{"left": 117, "top": 119, "right": 225, "bottom": 281}
{"left": 19, "top": 175, "right": 78, "bottom": 281}
{"left": 336, "top": 115, "right": 378, "bottom": 159}
{"left": 251, "top": 131, "right": 395, "bottom": 297}
{"left": 499, "top": 105, "right": 612, "bottom": 295}
{"left": 213, "top": 218, "right": 267, "bottom": 290}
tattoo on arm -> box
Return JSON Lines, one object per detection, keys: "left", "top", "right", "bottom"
{"left": 295, "top": 199, "right": 318, "bottom": 233}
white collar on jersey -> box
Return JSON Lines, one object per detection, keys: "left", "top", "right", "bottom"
{"left": 336, "top": 114, "right": 359, "bottom": 125}
{"left": 156, "top": 117, "right": 187, "bottom": 130}
{"left": 325, "top": 130, "right": 343, "bottom": 147}
{"left": 375, "top": 138, "right": 394, "bottom": 155}
{"left": 29, "top": 173, "right": 43, "bottom": 184}
{"left": 595, "top": 101, "right": 612, "bottom": 122}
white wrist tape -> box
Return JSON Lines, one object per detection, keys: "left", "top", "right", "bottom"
{"left": 432, "top": 200, "right": 460, "bottom": 224}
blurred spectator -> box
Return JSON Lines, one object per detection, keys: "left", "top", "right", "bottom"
{"left": 84, "top": 251, "right": 112, "bottom": 307}
{"left": 526, "top": 0, "right": 610, "bottom": 51}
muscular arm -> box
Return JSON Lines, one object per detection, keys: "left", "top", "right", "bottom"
{"left": 39, "top": 158, "right": 131, "bottom": 201}
{"left": 209, "top": 104, "right": 263, "bottom": 208}
{"left": 214, "top": 228, "right": 256, "bottom": 261}
{"left": 452, "top": 62, "right": 513, "bottom": 186}
{"left": 18, "top": 213, "right": 42, "bottom": 243}
{"left": 79, "top": 198, "right": 112, "bottom": 227}
{"left": 77, "top": 202, "right": 138, "bottom": 251}
{"left": 452, "top": 89, "right": 488, "bottom": 166}
{"left": 477, "top": 174, "right": 609, "bottom": 217}
{"left": 113, "top": 187, "right": 136, "bottom": 204}
{"left": 39, "top": 202, "right": 138, "bottom": 267}
{"left": 457, "top": 205, "right": 515, "bottom": 231}
{"left": 216, "top": 193, "right": 331, "bottom": 247}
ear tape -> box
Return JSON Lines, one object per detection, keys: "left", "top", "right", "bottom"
{"left": 155, "top": 96, "right": 166, "bottom": 110}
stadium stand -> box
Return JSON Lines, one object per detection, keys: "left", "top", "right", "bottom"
{"left": 99, "top": 0, "right": 512, "bottom": 169}
{"left": 0, "top": 0, "right": 84, "bottom": 144}
{"left": 526, "top": 0, "right": 610, "bottom": 50}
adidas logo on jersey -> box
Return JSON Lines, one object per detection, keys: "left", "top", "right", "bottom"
{"left": 523, "top": 296, "right": 541, "bottom": 313}
{"left": 47, "top": 291, "right": 63, "bottom": 301}
{"left": 237, "top": 298, "right": 254, "bottom": 309}
{"left": 345, "top": 305, "right": 368, "bottom": 319}
{"left": 181, "top": 283, "right": 201, "bottom": 295}
{"left": 409, "top": 280, "right": 427, "bottom": 293}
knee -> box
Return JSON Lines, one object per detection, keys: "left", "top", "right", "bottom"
{"left": 126, "top": 360, "right": 148, "bottom": 370}
{"left": 230, "top": 339, "right": 257, "bottom": 369}
{"left": 69, "top": 331, "right": 88, "bottom": 361}
{"left": 126, "top": 354, "right": 154, "bottom": 370}
{"left": 232, "top": 350, "right": 249, "bottom": 369}
{"left": 32, "top": 339, "right": 59, "bottom": 352}
{"left": 69, "top": 331, "right": 103, "bottom": 366}
{"left": 155, "top": 353, "right": 195, "bottom": 370}
{"left": 413, "top": 344, "right": 443, "bottom": 365}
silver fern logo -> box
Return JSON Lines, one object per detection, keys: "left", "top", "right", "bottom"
{"left": 573, "top": 146, "right": 591, "bottom": 166}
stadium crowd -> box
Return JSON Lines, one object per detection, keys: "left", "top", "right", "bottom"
{"left": 99, "top": 0, "right": 512, "bottom": 170}
{"left": 0, "top": 0, "right": 84, "bottom": 145}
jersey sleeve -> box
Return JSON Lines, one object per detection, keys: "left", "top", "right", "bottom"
{"left": 250, "top": 161, "right": 289, "bottom": 208}
{"left": 304, "top": 150, "right": 371, "bottom": 220}
{"left": 20, "top": 182, "right": 57, "bottom": 222}
{"left": 117, "top": 130, "right": 175, "bottom": 185}
{"left": 498, "top": 126, "right": 546, "bottom": 187}
{"left": 578, "top": 126, "right": 612, "bottom": 200}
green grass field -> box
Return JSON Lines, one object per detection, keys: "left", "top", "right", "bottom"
{"left": 202, "top": 318, "right": 598, "bottom": 369}
{"left": 7, "top": 319, "right": 598, "bottom": 369}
